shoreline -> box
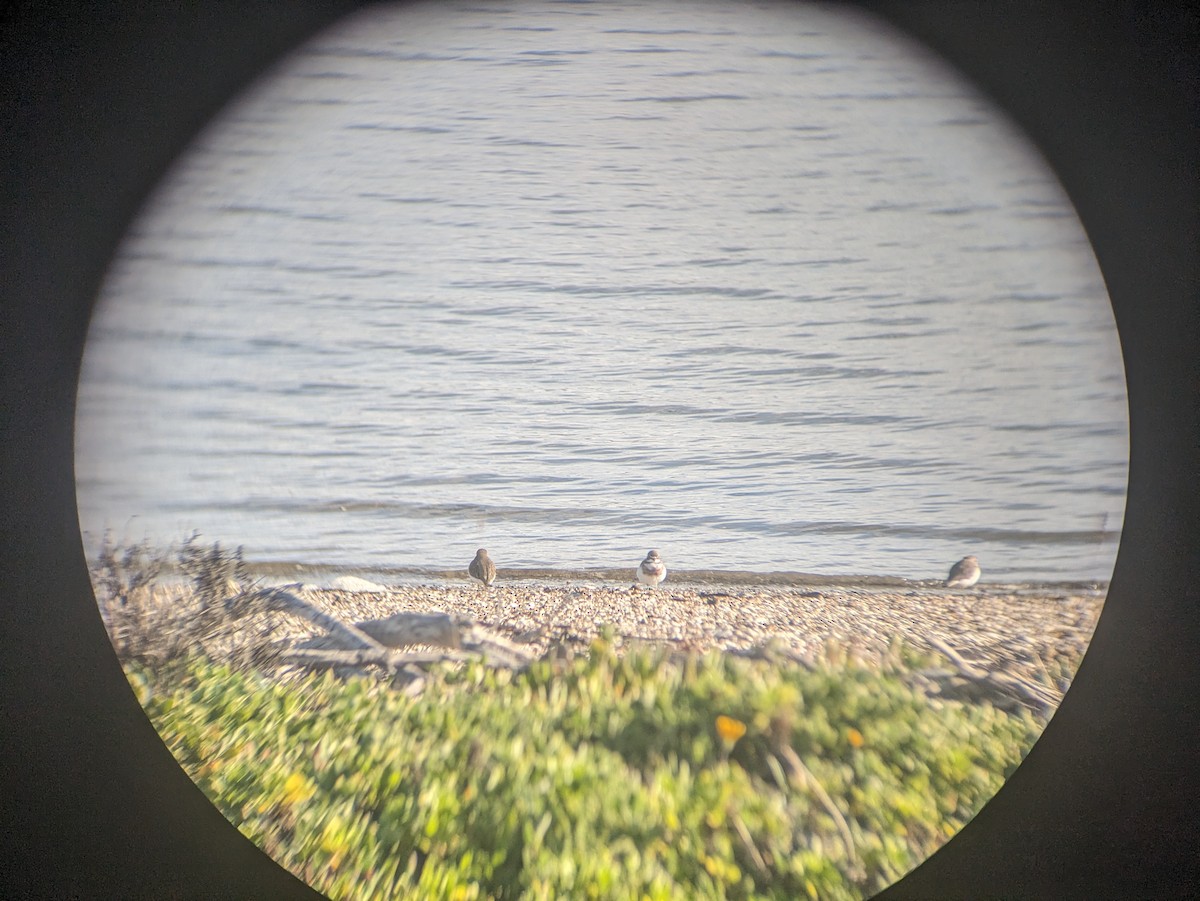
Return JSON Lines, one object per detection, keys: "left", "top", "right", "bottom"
{"left": 232, "top": 561, "right": 1110, "bottom": 593}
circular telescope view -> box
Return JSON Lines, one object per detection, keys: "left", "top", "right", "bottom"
{"left": 76, "top": 3, "right": 1127, "bottom": 898}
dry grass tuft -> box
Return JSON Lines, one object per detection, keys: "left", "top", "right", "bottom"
{"left": 92, "top": 532, "right": 275, "bottom": 669}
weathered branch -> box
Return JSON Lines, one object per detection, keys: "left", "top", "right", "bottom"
{"left": 234, "top": 586, "right": 389, "bottom": 652}
{"left": 357, "top": 611, "right": 462, "bottom": 649}
{"left": 459, "top": 625, "right": 538, "bottom": 668}
{"left": 922, "top": 634, "right": 1059, "bottom": 714}
{"left": 230, "top": 586, "right": 534, "bottom": 679}
{"left": 776, "top": 743, "right": 860, "bottom": 874}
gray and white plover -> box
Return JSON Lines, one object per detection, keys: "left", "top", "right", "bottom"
{"left": 635, "top": 549, "right": 667, "bottom": 589}
{"left": 944, "top": 555, "right": 981, "bottom": 588}
{"left": 469, "top": 548, "right": 497, "bottom": 588}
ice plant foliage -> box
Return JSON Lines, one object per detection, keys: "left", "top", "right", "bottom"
{"left": 137, "top": 639, "right": 1040, "bottom": 900}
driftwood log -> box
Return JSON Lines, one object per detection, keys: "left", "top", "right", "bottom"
{"left": 728, "top": 633, "right": 1063, "bottom": 717}
{"left": 357, "top": 611, "right": 463, "bottom": 649}
{"left": 224, "top": 586, "right": 534, "bottom": 687}
{"left": 918, "top": 634, "right": 1061, "bottom": 716}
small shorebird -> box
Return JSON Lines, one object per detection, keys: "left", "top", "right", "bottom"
{"left": 635, "top": 549, "right": 667, "bottom": 589}
{"left": 944, "top": 555, "right": 981, "bottom": 588}
{"left": 469, "top": 548, "right": 497, "bottom": 588}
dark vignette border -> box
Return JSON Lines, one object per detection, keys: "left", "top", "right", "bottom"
{"left": 1, "top": 2, "right": 1196, "bottom": 898}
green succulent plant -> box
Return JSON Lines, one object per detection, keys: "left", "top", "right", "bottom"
{"left": 138, "top": 637, "right": 1039, "bottom": 900}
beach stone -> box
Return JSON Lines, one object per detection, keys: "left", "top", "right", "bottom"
{"left": 216, "top": 574, "right": 1105, "bottom": 706}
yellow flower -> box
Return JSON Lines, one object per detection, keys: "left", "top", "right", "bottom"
{"left": 846, "top": 727, "right": 865, "bottom": 749}
{"left": 319, "top": 815, "right": 346, "bottom": 853}
{"left": 281, "top": 771, "right": 316, "bottom": 806}
{"left": 715, "top": 715, "right": 747, "bottom": 745}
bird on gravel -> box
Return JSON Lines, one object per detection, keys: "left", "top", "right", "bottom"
{"left": 944, "top": 555, "right": 981, "bottom": 588}
{"left": 635, "top": 549, "right": 667, "bottom": 589}
{"left": 469, "top": 548, "right": 497, "bottom": 588}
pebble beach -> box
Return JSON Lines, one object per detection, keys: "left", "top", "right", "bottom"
{"left": 267, "top": 570, "right": 1105, "bottom": 692}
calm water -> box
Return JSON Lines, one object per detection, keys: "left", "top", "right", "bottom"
{"left": 75, "top": 1, "right": 1127, "bottom": 583}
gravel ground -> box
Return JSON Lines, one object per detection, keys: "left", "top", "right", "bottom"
{"left": 277, "top": 575, "right": 1104, "bottom": 682}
